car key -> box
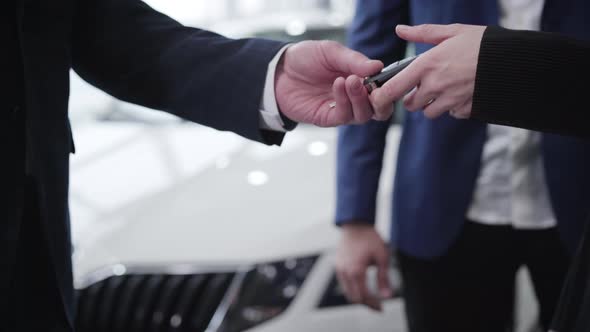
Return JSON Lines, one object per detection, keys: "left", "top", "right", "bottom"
{"left": 364, "top": 55, "right": 418, "bottom": 93}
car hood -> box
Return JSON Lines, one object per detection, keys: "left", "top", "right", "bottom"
{"left": 70, "top": 116, "right": 400, "bottom": 287}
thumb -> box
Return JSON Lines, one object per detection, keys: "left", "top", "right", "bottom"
{"left": 376, "top": 249, "right": 392, "bottom": 298}
{"left": 396, "top": 24, "right": 465, "bottom": 45}
{"left": 322, "top": 41, "right": 384, "bottom": 77}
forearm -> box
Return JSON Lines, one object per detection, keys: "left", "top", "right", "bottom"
{"left": 72, "top": 0, "right": 285, "bottom": 143}
{"left": 472, "top": 27, "right": 590, "bottom": 137}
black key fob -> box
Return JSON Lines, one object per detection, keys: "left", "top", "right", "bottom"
{"left": 364, "top": 55, "right": 418, "bottom": 93}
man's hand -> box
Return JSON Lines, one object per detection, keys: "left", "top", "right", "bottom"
{"left": 335, "top": 224, "right": 392, "bottom": 312}
{"left": 371, "top": 24, "right": 486, "bottom": 119}
{"left": 275, "top": 41, "right": 392, "bottom": 127}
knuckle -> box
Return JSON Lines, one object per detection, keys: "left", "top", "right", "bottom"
{"left": 376, "top": 111, "right": 391, "bottom": 121}
{"left": 449, "top": 23, "right": 463, "bottom": 33}
{"left": 403, "top": 98, "right": 415, "bottom": 111}
{"left": 427, "top": 80, "right": 444, "bottom": 95}
{"left": 385, "top": 80, "right": 402, "bottom": 97}
{"left": 368, "top": 98, "right": 382, "bottom": 113}
{"left": 406, "top": 101, "right": 420, "bottom": 112}
{"left": 373, "top": 111, "right": 386, "bottom": 121}
{"left": 371, "top": 99, "right": 384, "bottom": 115}
{"left": 382, "top": 102, "right": 395, "bottom": 116}
{"left": 323, "top": 40, "right": 342, "bottom": 50}
{"left": 459, "top": 104, "right": 473, "bottom": 118}
{"left": 424, "top": 108, "right": 440, "bottom": 119}
{"left": 422, "top": 24, "right": 435, "bottom": 36}
{"left": 422, "top": 55, "right": 439, "bottom": 72}
{"left": 403, "top": 93, "right": 414, "bottom": 106}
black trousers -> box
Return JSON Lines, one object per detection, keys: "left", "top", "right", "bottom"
{"left": 3, "top": 179, "right": 71, "bottom": 332}
{"left": 397, "top": 220, "right": 570, "bottom": 332}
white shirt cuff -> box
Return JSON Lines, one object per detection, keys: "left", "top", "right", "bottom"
{"left": 259, "top": 45, "right": 292, "bottom": 132}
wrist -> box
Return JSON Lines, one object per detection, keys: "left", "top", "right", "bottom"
{"left": 341, "top": 222, "right": 374, "bottom": 232}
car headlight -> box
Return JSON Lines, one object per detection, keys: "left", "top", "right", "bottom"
{"left": 215, "top": 255, "right": 317, "bottom": 332}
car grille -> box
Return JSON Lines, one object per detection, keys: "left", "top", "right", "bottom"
{"left": 75, "top": 272, "right": 234, "bottom": 332}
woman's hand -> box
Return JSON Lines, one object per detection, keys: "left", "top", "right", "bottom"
{"left": 371, "top": 24, "right": 486, "bottom": 119}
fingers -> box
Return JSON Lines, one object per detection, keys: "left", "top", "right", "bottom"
{"left": 404, "top": 89, "right": 473, "bottom": 119}
{"left": 395, "top": 23, "right": 466, "bottom": 45}
{"left": 329, "top": 76, "right": 354, "bottom": 125}
{"left": 364, "top": 292, "right": 383, "bottom": 312}
{"left": 336, "top": 269, "right": 352, "bottom": 301}
{"left": 322, "top": 41, "right": 383, "bottom": 77}
{"left": 339, "top": 269, "right": 362, "bottom": 303}
{"left": 448, "top": 99, "right": 473, "bottom": 119}
{"left": 334, "top": 225, "right": 391, "bottom": 312}
{"left": 403, "top": 85, "right": 438, "bottom": 112}
{"left": 345, "top": 75, "right": 374, "bottom": 124}
{"left": 337, "top": 266, "right": 381, "bottom": 311}
{"left": 335, "top": 257, "right": 389, "bottom": 311}
{"left": 337, "top": 265, "right": 371, "bottom": 308}
{"left": 351, "top": 267, "right": 382, "bottom": 311}
{"left": 370, "top": 57, "right": 423, "bottom": 115}
{"left": 336, "top": 257, "right": 383, "bottom": 311}
{"left": 329, "top": 75, "right": 380, "bottom": 125}
{"left": 452, "top": 100, "right": 473, "bottom": 119}
{"left": 376, "top": 250, "right": 393, "bottom": 299}
{"left": 422, "top": 96, "right": 456, "bottom": 119}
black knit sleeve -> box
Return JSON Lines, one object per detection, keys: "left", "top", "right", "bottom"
{"left": 471, "top": 26, "right": 590, "bottom": 138}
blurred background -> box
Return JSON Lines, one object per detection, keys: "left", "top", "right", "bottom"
{"left": 69, "top": 1, "right": 537, "bottom": 332}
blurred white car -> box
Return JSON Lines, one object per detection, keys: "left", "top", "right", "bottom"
{"left": 70, "top": 4, "right": 542, "bottom": 332}
{"left": 70, "top": 7, "right": 408, "bottom": 332}
{"left": 70, "top": 112, "right": 404, "bottom": 332}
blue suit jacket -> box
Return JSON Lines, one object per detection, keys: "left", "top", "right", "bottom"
{"left": 336, "top": 0, "right": 590, "bottom": 258}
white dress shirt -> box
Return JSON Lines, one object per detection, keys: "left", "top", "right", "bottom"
{"left": 466, "top": 0, "right": 557, "bottom": 229}
{"left": 259, "top": 45, "right": 291, "bottom": 132}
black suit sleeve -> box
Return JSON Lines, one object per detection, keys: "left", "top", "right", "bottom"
{"left": 471, "top": 26, "right": 590, "bottom": 138}
{"left": 71, "top": 0, "right": 287, "bottom": 145}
